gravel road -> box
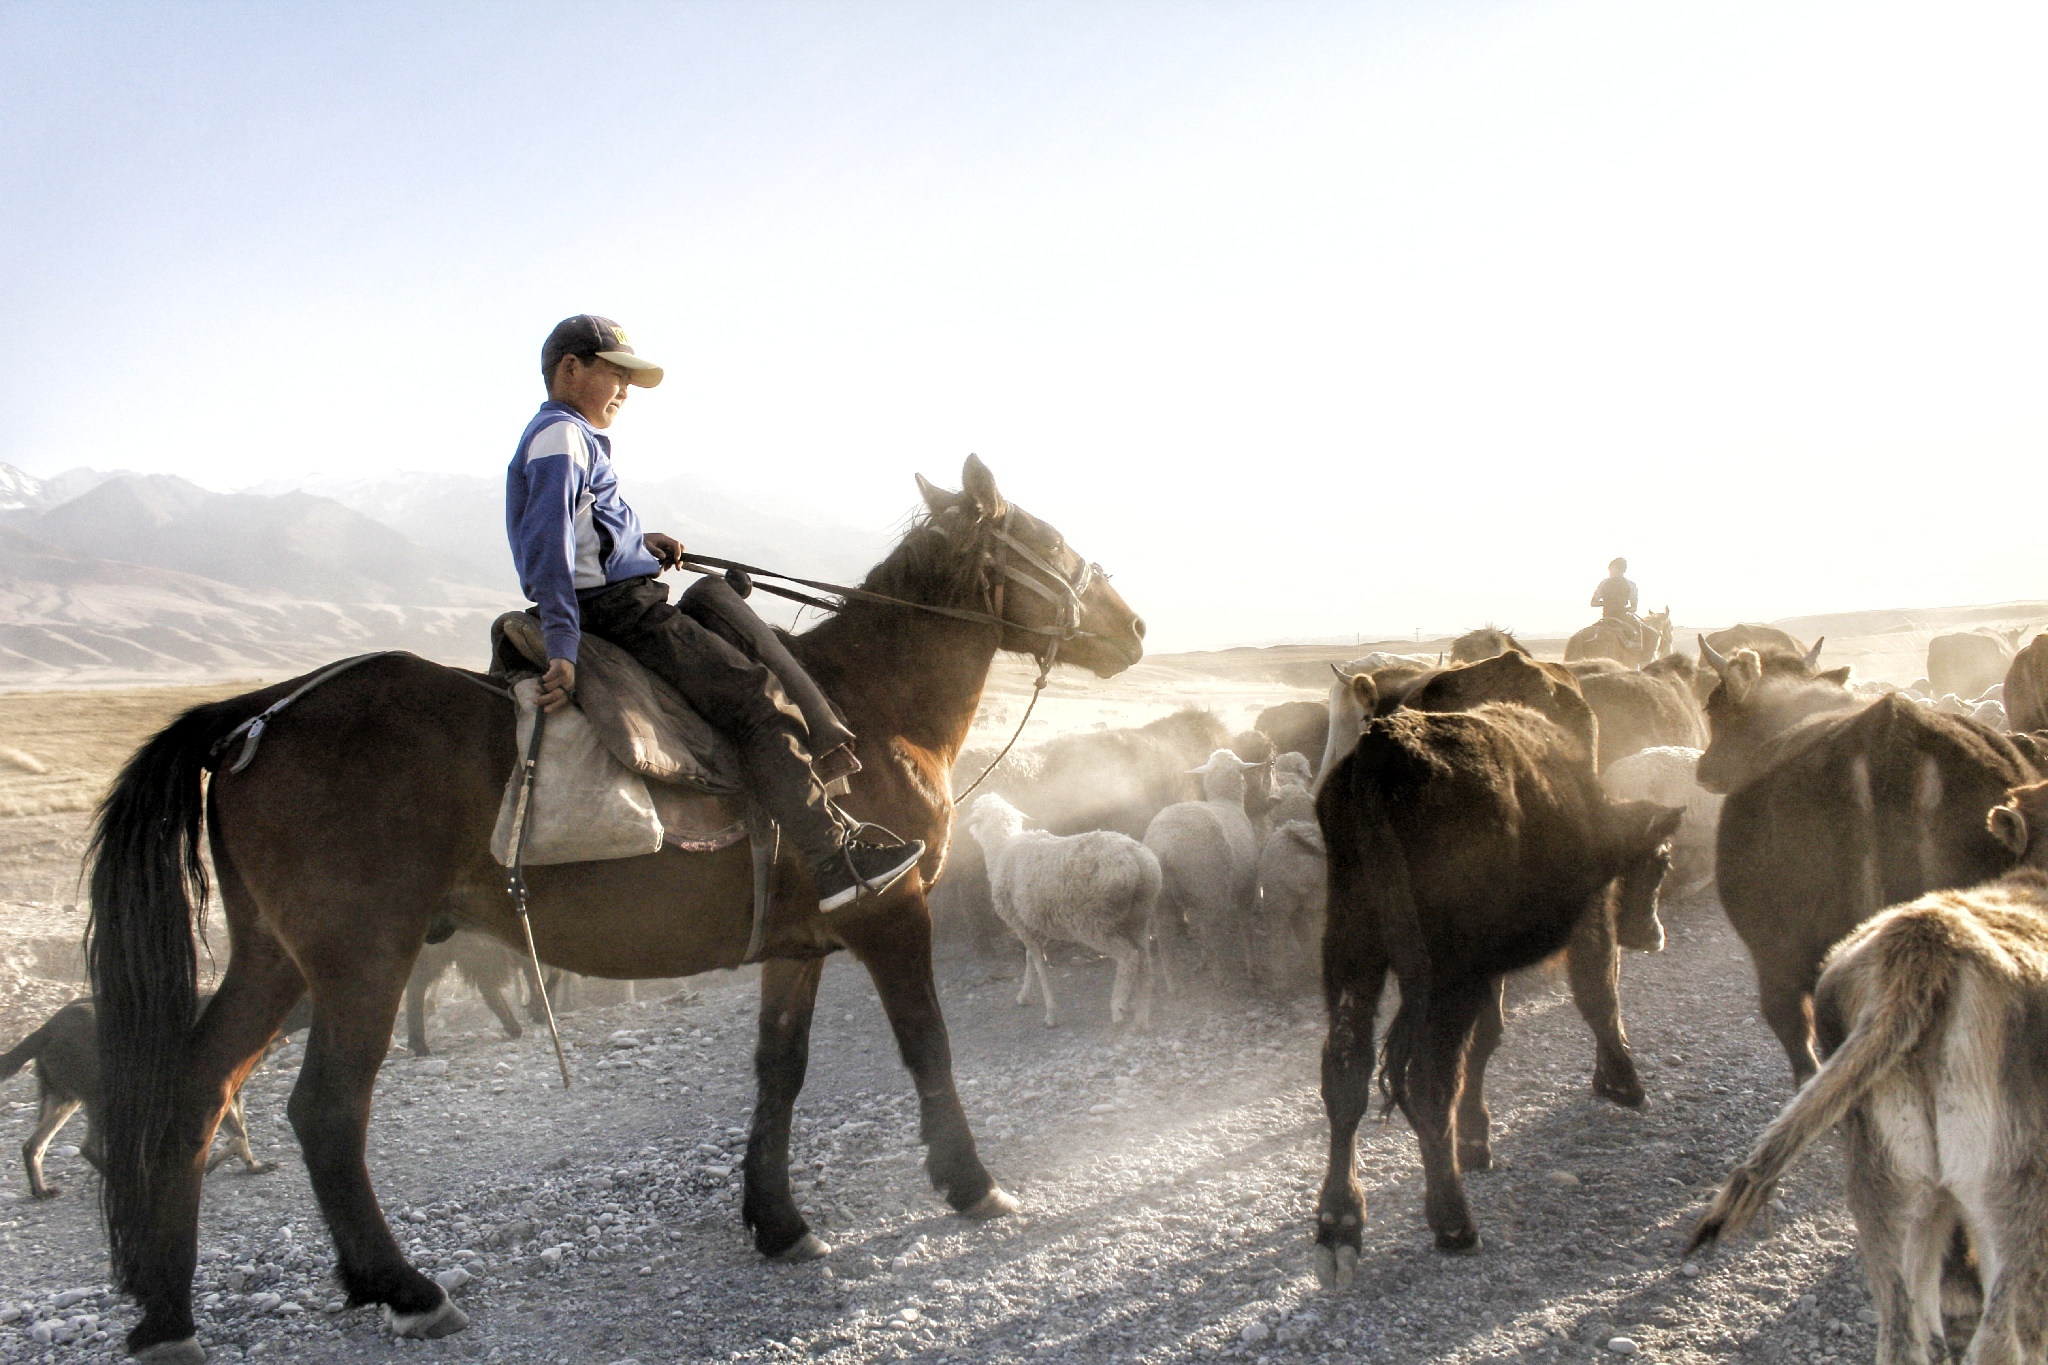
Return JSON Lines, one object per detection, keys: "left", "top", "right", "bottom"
{"left": 1, "top": 810, "right": 1879, "bottom": 1365}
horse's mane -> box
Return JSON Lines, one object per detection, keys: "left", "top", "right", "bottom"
{"left": 796, "top": 510, "right": 994, "bottom": 646}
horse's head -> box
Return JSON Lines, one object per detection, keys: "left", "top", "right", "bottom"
{"left": 914, "top": 455, "right": 1145, "bottom": 678}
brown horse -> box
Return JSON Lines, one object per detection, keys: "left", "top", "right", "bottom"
{"left": 86, "top": 456, "right": 1144, "bottom": 1362}
{"left": 1564, "top": 608, "right": 1673, "bottom": 667}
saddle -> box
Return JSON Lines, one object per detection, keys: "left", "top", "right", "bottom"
{"left": 488, "top": 613, "right": 749, "bottom": 862}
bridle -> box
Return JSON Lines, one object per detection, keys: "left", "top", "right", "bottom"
{"left": 673, "top": 509, "right": 1114, "bottom": 802}
{"left": 675, "top": 507, "right": 1108, "bottom": 660}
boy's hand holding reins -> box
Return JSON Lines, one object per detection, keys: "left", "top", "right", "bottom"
{"left": 644, "top": 531, "right": 685, "bottom": 570}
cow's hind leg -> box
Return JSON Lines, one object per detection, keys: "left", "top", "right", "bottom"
{"left": 744, "top": 957, "right": 830, "bottom": 1260}
{"left": 1403, "top": 978, "right": 1489, "bottom": 1253}
{"left": 124, "top": 933, "right": 307, "bottom": 1358}
{"left": 1756, "top": 958, "right": 1821, "bottom": 1086}
{"left": 289, "top": 965, "right": 463, "bottom": 1338}
{"left": 1455, "top": 978, "right": 1506, "bottom": 1173}
{"left": 842, "top": 898, "right": 1012, "bottom": 1220}
{"left": 1845, "top": 1109, "right": 1951, "bottom": 1365}
{"left": 1313, "top": 943, "right": 1387, "bottom": 1290}
{"left": 22, "top": 1087, "right": 81, "bottom": 1199}
{"left": 1565, "top": 900, "right": 1644, "bottom": 1108}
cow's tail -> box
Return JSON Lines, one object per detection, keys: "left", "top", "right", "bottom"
{"left": 87, "top": 695, "right": 258, "bottom": 1294}
{"left": 1688, "top": 909, "right": 1959, "bottom": 1254}
{"left": 0, "top": 1019, "right": 51, "bottom": 1084}
{"left": 1343, "top": 775, "right": 1428, "bottom": 1116}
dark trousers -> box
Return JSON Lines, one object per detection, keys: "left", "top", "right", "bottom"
{"left": 578, "top": 576, "right": 842, "bottom": 867}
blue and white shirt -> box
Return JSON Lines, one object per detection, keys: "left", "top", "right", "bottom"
{"left": 505, "top": 400, "right": 662, "bottom": 663}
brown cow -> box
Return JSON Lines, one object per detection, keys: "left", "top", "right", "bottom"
{"left": 1643, "top": 651, "right": 1715, "bottom": 708}
{"left": 1255, "top": 700, "right": 1330, "bottom": 775}
{"left": 1574, "top": 668, "right": 1705, "bottom": 771}
{"left": 1312, "top": 683, "right": 1680, "bottom": 1274}
{"left": 1703, "top": 623, "right": 1809, "bottom": 659}
{"left": 2005, "top": 632, "right": 2048, "bottom": 733}
{"left": 1402, "top": 652, "right": 1656, "bottom": 1108}
{"left": 1691, "top": 780, "right": 2048, "bottom": 1364}
{"left": 1926, "top": 628, "right": 2024, "bottom": 702}
{"left": 1697, "top": 644, "right": 2036, "bottom": 1081}
{"left": 1447, "top": 627, "right": 1526, "bottom": 665}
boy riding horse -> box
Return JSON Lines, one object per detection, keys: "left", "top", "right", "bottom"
{"left": 1589, "top": 556, "right": 1643, "bottom": 654}
{"left": 507, "top": 314, "right": 921, "bottom": 911}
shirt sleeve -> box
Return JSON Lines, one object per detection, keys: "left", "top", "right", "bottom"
{"left": 509, "top": 421, "right": 587, "bottom": 663}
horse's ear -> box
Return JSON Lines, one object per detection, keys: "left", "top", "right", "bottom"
{"left": 916, "top": 473, "right": 959, "bottom": 518}
{"left": 961, "top": 454, "right": 1008, "bottom": 519}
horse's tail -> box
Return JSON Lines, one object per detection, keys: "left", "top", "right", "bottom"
{"left": 86, "top": 695, "right": 259, "bottom": 1292}
{"left": 0, "top": 1017, "right": 52, "bottom": 1083}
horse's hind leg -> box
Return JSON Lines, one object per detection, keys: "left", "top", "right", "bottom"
{"left": 289, "top": 963, "right": 464, "bottom": 1337}
{"left": 744, "top": 957, "right": 829, "bottom": 1260}
{"left": 126, "top": 930, "right": 306, "bottom": 1356}
{"left": 841, "top": 899, "right": 1014, "bottom": 1220}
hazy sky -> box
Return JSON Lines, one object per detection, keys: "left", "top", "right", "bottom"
{"left": 3, "top": 2, "right": 2044, "bottom": 650}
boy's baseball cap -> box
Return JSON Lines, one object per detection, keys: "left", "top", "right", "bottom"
{"left": 541, "top": 315, "right": 664, "bottom": 387}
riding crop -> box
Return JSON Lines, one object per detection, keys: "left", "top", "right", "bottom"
{"left": 506, "top": 707, "right": 573, "bottom": 1089}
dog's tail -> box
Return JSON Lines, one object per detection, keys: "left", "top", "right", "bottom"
{"left": 1688, "top": 907, "right": 1960, "bottom": 1254}
{"left": 0, "top": 1019, "right": 52, "bottom": 1083}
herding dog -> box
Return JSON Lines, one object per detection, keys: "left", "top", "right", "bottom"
{"left": 0, "top": 995, "right": 299, "bottom": 1199}
{"left": 1691, "top": 779, "right": 2048, "bottom": 1365}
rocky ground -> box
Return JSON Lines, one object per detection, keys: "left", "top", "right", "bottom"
{"left": 0, "top": 808, "right": 1880, "bottom": 1365}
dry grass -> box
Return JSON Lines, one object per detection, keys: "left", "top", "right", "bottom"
{"left": 0, "top": 682, "right": 259, "bottom": 817}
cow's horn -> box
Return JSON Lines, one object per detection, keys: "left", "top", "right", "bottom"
{"left": 1699, "top": 634, "right": 1729, "bottom": 672}
{"left": 1802, "top": 637, "right": 1825, "bottom": 668}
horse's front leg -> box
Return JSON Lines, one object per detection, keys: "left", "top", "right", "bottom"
{"left": 744, "top": 957, "right": 830, "bottom": 1260}
{"left": 841, "top": 895, "right": 1016, "bottom": 1219}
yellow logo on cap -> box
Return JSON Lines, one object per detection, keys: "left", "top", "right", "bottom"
{"left": 610, "top": 326, "right": 630, "bottom": 346}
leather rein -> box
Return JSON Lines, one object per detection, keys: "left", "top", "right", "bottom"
{"left": 675, "top": 511, "right": 1109, "bottom": 802}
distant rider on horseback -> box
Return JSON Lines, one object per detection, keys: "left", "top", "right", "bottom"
{"left": 1589, "top": 557, "right": 1642, "bottom": 653}
{"left": 506, "top": 314, "right": 922, "bottom": 911}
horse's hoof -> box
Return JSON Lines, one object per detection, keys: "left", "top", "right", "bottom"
{"left": 134, "top": 1339, "right": 207, "bottom": 1364}
{"left": 1313, "top": 1244, "right": 1357, "bottom": 1290}
{"left": 770, "top": 1232, "right": 833, "bottom": 1262}
{"left": 959, "top": 1186, "right": 1021, "bottom": 1221}
{"left": 384, "top": 1298, "right": 469, "bottom": 1339}
{"left": 244, "top": 1160, "right": 277, "bottom": 1176}
{"left": 30, "top": 1186, "right": 59, "bottom": 1200}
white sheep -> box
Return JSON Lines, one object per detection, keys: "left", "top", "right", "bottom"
{"left": 1600, "top": 746, "right": 1722, "bottom": 895}
{"left": 963, "top": 793, "right": 1160, "bottom": 1028}
{"left": 1267, "top": 751, "right": 1317, "bottom": 826}
{"left": 1143, "top": 749, "right": 1262, "bottom": 989}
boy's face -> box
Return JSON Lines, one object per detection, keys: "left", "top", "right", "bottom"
{"left": 552, "top": 355, "right": 636, "bottom": 430}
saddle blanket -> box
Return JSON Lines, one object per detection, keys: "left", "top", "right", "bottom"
{"left": 489, "top": 614, "right": 749, "bottom": 865}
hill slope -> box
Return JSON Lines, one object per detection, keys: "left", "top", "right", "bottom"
{"left": 0, "top": 525, "right": 509, "bottom": 684}
{"left": 7, "top": 474, "right": 505, "bottom": 606}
